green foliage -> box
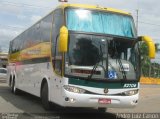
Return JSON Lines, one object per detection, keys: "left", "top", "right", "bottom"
{"left": 140, "top": 42, "right": 151, "bottom": 76}
{"left": 140, "top": 42, "right": 160, "bottom": 78}
{"left": 155, "top": 43, "right": 160, "bottom": 52}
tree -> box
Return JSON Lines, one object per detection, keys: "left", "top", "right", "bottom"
{"left": 140, "top": 42, "right": 151, "bottom": 77}
{"left": 140, "top": 42, "right": 159, "bottom": 77}
{"left": 155, "top": 43, "right": 160, "bottom": 52}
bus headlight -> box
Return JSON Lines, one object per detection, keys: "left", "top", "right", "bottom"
{"left": 64, "top": 85, "right": 86, "bottom": 94}
{"left": 123, "top": 89, "right": 138, "bottom": 96}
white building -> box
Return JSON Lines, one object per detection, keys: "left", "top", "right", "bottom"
{"left": 0, "top": 53, "right": 8, "bottom": 68}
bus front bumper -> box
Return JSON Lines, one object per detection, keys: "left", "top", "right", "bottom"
{"left": 61, "top": 89, "right": 139, "bottom": 108}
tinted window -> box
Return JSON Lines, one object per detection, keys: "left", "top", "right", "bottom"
{"left": 12, "top": 40, "right": 17, "bottom": 53}
{"left": 10, "top": 13, "right": 53, "bottom": 53}
{"left": 9, "top": 41, "right": 13, "bottom": 53}
{"left": 15, "top": 36, "right": 21, "bottom": 52}
{"left": 40, "top": 13, "right": 53, "bottom": 42}
{"left": 26, "top": 26, "right": 37, "bottom": 48}
{"left": 52, "top": 9, "right": 63, "bottom": 75}
{"left": 33, "top": 22, "right": 41, "bottom": 44}
{"left": 52, "top": 9, "right": 63, "bottom": 45}
{"left": 22, "top": 31, "right": 29, "bottom": 49}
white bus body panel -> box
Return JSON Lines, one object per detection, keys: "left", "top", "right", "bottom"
{"left": 7, "top": 62, "right": 139, "bottom": 109}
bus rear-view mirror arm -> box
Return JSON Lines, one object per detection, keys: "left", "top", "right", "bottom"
{"left": 138, "top": 36, "right": 156, "bottom": 59}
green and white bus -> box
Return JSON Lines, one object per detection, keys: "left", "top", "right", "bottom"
{"left": 7, "top": 4, "right": 155, "bottom": 112}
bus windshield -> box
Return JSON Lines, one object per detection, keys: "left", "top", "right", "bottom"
{"left": 65, "top": 33, "right": 140, "bottom": 81}
{"left": 66, "top": 8, "right": 136, "bottom": 38}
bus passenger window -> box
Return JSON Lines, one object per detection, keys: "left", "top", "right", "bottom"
{"left": 53, "top": 39, "right": 62, "bottom": 75}
{"left": 51, "top": 9, "right": 63, "bottom": 75}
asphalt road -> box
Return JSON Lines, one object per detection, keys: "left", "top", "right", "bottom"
{"left": 0, "top": 78, "right": 160, "bottom": 119}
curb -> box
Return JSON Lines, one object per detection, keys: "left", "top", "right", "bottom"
{"left": 140, "top": 77, "right": 160, "bottom": 85}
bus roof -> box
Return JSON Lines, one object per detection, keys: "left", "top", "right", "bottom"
{"left": 57, "top": 4, "right": 131, "bottom": 15}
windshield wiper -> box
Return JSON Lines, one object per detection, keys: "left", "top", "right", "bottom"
{"left": 117, "top": 58, "right": 127, "bottom": 80}
{"left": 114, "top": 43, "right": 127, "bottom": 80}
{"left": 88, "top": 63, "right": 98, "bottom": 80}
{"left": 88, "top": 63, "right": 105, "bottom": 80}
{"left": 88, "top": 44, "right": 106, "bottom": 80}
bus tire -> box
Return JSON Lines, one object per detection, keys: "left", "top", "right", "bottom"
{"left": 98, "top": 108, "right": 107, "bottom": 113}
{"left": 9, "top": 75, "right": 12, "bottom": 87}
{"left": 11, "top": 79, "right": 19, "bottom": 95}
{"left": 41, "top": 82, "right": 51, "bottom": 110}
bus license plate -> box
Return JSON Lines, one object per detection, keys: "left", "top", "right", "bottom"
{"left": 98, "top": 98, "right": 111, "bottom": 104}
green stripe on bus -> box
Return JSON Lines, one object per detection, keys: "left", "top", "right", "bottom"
{"left": 69, "top": 78, "right": 138, "bottom": 89}
{"left": 21, "top": 57, "right": 50, "bottom": 65}
{"left": 11, "top": 57, "right": 50, "bottom": 65}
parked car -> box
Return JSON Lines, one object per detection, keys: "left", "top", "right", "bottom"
{"left": 0, "top": 68, "right": 7, "bottom": 79}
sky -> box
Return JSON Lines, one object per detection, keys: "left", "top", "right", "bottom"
{"left": 0, "top": 0, "right": 160, "bottom": 61}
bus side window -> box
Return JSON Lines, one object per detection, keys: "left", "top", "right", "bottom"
{"left": 52, "top": 9, "right": 63, "bottom": 75}
{"left": 54, "top": 39, "right": 62, "bottom": 75}
{"left": 9, "top": 41, "right": 13, "bottom": 54}
{"left": 40, "top": 14, "right": 53, "bottom": 42}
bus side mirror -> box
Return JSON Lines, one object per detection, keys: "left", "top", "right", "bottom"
{"left": 138, "top": 36, "right": 155, "bottom": 59}
{"left": 59, "top": 26, "right": 68, "bottom": 53}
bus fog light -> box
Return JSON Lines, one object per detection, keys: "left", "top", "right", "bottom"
{"left": 64, "top": 85, "right": 86, "bottom": 94}
{"left": 123, "top": 89, "right": 138, "bottom": 96}
{"left": 70, "top": 98, "right": 76, "bottom": 103}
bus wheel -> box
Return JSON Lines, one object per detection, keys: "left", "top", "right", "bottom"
{"left": 98, "top": 108, "right": 107, "bottom": 113}
{"left": 11, "top": 79, "right": 19, "bottom": 95}
{"left": 41, "top": 82, "right": 51, "bottom": 110}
